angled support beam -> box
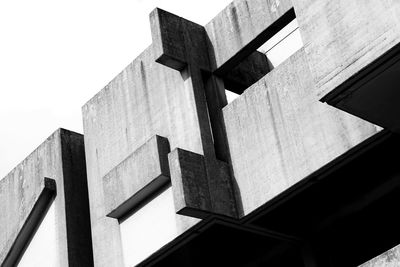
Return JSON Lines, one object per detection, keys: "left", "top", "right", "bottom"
{"left": 1, "top": 178, "right": 56, "bottom": 267}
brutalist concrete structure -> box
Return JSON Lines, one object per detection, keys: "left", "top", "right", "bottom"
{"left": 2, "top": 0, "right": 400, "bottom": 266}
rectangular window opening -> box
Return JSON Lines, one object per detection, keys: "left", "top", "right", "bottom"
{"left": 119, "top": 184, "right": 179, "bottom": 267}
{"left": 222, "top": 13, "right": 303, "bottom": 104}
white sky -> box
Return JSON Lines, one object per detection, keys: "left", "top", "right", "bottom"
{"left": 0, "top": 0, "right": 232, "bottom": 178}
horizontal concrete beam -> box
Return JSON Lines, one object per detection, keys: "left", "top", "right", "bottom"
{"left": 222, "top": 50, "right": 270, "bottom": 94}
{"left": 104, "top": 135, "right": 171, "bottom": 219}
{"left": 205, "top": 0, "right": 294, "bottom": 74}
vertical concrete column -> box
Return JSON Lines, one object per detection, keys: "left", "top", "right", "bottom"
{"left": 150, "top": 8, "right": 240, "bottom": 218}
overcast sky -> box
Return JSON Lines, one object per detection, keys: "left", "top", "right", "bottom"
{"left": 0, "top": 0, "right": 232, "bottom": 178}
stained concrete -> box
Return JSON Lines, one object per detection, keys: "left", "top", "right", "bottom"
{"left": 103, "top": 135, "right": 170, "bottom": 219}
{"left": 205, "top": 0, "right": 293, "bottom": 73}
{"left": 81, "top": 0, "right": 400, "bottom": 265}
{"left": 223, "top": 49, "right": 381, "bottom": 215}
{"left": 293, "top": 0, "right": 400, "bottom": 100}
{"left": 82, "top": 46, "right": 203, "bottom": 267}
{"left": 0, "top": 129, "right": 93, "bottom": 267}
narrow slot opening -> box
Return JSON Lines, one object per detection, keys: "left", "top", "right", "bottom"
{"left": 221, "top": 12, "right": 303, "bottom": 103}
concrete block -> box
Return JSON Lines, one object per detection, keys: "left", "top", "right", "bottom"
{"left": 150, "top": 8, "right": 211, "bottom": 71}
{"left": 0, "top": 129, "right": 93, "bottom": 267}
{"left": 223, "top": 49, "right": 381, "bottom": 215}
{"left": 223, "top": 51, "right": 270, "bottom": 94}
{"left": 168, "top": 148, "right": 238, "bottom": 218}
{"left": 168, "top": 148, "right": 211, "bottom": 218}
{"left": 104, "top": 135, "right": 171, "bottom": 219}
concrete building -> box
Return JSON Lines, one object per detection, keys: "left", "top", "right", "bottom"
{"left": 1, "top": 0, "right": 400, "bottom": 266}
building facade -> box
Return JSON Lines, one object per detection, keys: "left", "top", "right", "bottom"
{"left": 2, "top": 0, "right": 400, "bottom": 266}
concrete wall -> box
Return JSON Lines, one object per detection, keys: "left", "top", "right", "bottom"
{"left": 81, "top": 0, "right": 400, "bottom": 265}
{"left": 223, "top": 49, "right": 380, "bottom": 215}
{"left": 0, "top": 129, "right": 93, "bottom": 266}
{"left": 293, "top": 0, "right": 400, "bottom": 99}
{"left": 82, "top": 46, "right": 201, "bottom": 267}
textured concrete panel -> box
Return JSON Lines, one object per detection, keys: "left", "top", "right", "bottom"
{"left": 293, "top": 0, "right": 400, "bottom": 99}
{"left": 360, "top": 244, "right": 400, "bottom": 267}
{"left": 205, "top": 0, "right": 293, "bottom": 73}
{"left": 104, "top": 135, "right": 170, "bottom": 218}
{"left": 168, "top": 148, "right": 211, "bottom": 218}
{"left": 150, "top": 8, "right": 211, "bottom": 71}
{"left": 223, "top": 49, "right": 381, "bottom": 215}
{"left": 82, "top": 46, "right": 203, "bottom": 267}
{"left": 0, "top": 129, "right": 93, "bottom": 267}
{"left": 0, "top": 177, "right": 55, "bottom": 266}
{"left": 168, "top": 147, "right": 238, "bottom": 218}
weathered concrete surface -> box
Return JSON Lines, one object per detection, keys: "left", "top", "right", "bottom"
{"left": 150, "top": 8, "right": 241, "bottom": 218}
{"left": 205, "top": 0, "right": 293, "bottom": 73}
{"left": 359, "top": 244, "right": 400, "bottom": 267}
{"left": 103, "top": 135, "right": 170, "bottom": 218}
{"left": 82, "top": 46, "right": 202, "bottom": 267}
{"left": 0, "top": 129, "right": 93, "bottom": 267}
{"left": 150, "top": 8, "right": 211, "bottom": 71}
{"left": 0, "top": 177, "right": 55, "bottom": 266}
{"left": 223, "top": 49, "right": 381, "bottom": 215}
{"left": 293, "top": 0, "right": 400, "bottom": 100}
{"left": 168, "top": 148, "right": 211, "bottom": 218}
{"left": 168, "top": 148, "right": 235, "bottom": 218}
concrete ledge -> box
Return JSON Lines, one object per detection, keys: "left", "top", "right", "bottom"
{"left": 1, "top": 177, "right": 56, "bottom": 267}
{"left": 104, "top": 135, "right": 171, "bottom": 219}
